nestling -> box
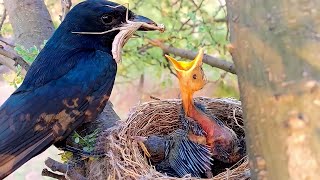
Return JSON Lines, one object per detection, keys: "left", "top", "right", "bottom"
{"left": 165, "top": 49, "right": 246, "bottom": 164}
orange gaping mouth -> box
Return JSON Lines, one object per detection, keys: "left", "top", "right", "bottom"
{"left": 165, "top": 48, "right": 204, "bottom": 72}
{"left": 164, "top": 48, "right": 206, "bottom": 93}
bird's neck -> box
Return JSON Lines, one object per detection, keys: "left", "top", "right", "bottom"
{"left": 181, "top": 90, "right": 195, "bottom": 117}
{"left": 181, "top": 88, "right": 216, "bottom": 144}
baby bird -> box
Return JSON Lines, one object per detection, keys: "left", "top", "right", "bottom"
{"left": 135, "top": 129, "right": 212, "bottom": 178}
{"left": 165, "top": 49, "right": 246, "bottom": 164}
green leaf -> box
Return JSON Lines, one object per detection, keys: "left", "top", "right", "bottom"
{"left": 83, "top": 147, "right": 89, "bottom": 152}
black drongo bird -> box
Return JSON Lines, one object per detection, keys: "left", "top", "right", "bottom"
{"left": 0, "top": 0, "right": 158, "bottom": 178}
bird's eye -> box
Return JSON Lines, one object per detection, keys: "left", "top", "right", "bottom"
{"left": 193, "top": 74, "right": 197, "bottom": 79}
{"left": 101, "top": 14, "right": 114, "bottom": 25}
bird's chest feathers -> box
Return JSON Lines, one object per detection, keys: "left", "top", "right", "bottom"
{"left": 68, "top": 54, "right": 116, "bottom": 84}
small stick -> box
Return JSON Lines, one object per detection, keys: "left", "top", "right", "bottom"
{"left": 42, "top": 168, "right": 66, "bottom": 180}
{"left": 43, "top": 157, "right": 87, "bottom": 180}
{"left": 150, "top": 95, "right": 161, "bottom": 100}
{"left": 44, "top": 157, "right": 68, "bottom": 173}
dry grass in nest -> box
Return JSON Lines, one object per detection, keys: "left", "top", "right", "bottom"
{"left": 87, "top": 97, "right": 250, "bottom": 180}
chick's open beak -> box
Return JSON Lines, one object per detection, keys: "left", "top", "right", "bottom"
{"left": 131, "top": 15, "right": 165, "bottom": 32}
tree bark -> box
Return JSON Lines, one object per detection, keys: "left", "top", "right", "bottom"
{"left": 226, "top": 0, "right": 320, "bottom": 179}
{"left": 4, "top": 0, "right": 54, "bottom": 48}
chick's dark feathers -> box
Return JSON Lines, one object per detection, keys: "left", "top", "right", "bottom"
{"left": 144, "top": 129, "right": 212, "bottom": 178}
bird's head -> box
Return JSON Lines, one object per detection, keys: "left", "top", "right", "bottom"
{"left": 134, "top": 135, "right": 166, "bottom": 163}
{"left": 54, "top": 0, "right": 161, "bottom": 51}
{"left": 165, "top": 49, "right": 206, "bottom": 94}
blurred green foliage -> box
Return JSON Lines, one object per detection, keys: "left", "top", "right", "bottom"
{"left": 14, "top": 40, "right": 47, "bottom": 63}
{"left": 3, "top": 41, "right": 47, "bottom": 88}
{"left": 116, "top": 0, "right": 230, "bottom": 81}
{"left": 114, "top": 0, "right": 238, "bottom": 97}
{"left": 14, "top": 45, "right": 39, "bottom": 64}
{"left": 2, "top": 66, "right": 23, "bottom": 88}
{"left": 60, "top": 130, "right": 100, "bottom": 162}
{"left": 72, "top": 130, "right": 100, "bottom": 152}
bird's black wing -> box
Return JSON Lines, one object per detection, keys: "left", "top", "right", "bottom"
{"left": 0, "top": 50, "right": 116, "bottom": 178}
{"left": 168, "top": 129, "right": 213, "bottom": 178}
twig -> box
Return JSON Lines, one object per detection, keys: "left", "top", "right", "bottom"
{"left": 178, "top": 0, "right": 204, "bottom": 31}
{"left": 150, "top": 96, "right": 161, "bottom": 100}
{"left": 42, "top": 168, "right": 66, "bottom": 180}
{"left": 0, "top": 47, "right": 30, "bottom": 71}
{"left": 138, "top": 73, "right": 144, "bottom": 93}
{"left": 214, "top": 18, "right": 227, "bottom": 23}
{"left": 233, "top": 109, "right": 244, "bottom": 131}
{"left": 149, "top": 40, "right": 236, "bottom": 74}
{"left": 66, "top": 166, "right": 87, "bottom": 180}
{"left": 60, "top": 0, "right": 72, "bottom": 21}
{"left": 0, "top": 9, "right": 7, "bottom": 32}
{"left": 45, "top": 157, "right": 68, "bottom": 173}
{"left": 0, "top": 37, "right": 15, "bottom": 47}
{"left": 44, "top": 157, "right": 87, "bottom": 180}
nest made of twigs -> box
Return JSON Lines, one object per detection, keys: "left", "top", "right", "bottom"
{"left": 87, "top": 97, "right": 250, "bottom": 180}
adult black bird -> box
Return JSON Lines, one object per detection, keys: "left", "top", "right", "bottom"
{"left": 0, "top": 0, "right": 159, "bottom": 178}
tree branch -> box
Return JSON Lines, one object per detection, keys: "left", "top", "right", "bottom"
{"left": 0, "top": 46, "right": 29, "bottom": 75}
{"left": 0, "top": 9, "right": 7, "bottom": 31}
{"left": 43, "top": 158, "right": 87, "bottom": 180}
{"left": 42, "top": 168, "right": 66, "bottom": 180}
{"left": 60, "top": 0, "right": 72, "bottom": 21}
{"left": 44, "top": 158, "right": 68, "bottom": 173}
{"left": 0, "top": 37, "right": 15, "bottom": 47}
{"left": 149, "top": 40, "right": 236, "bottom": 74}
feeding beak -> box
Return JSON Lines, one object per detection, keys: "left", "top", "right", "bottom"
{"left": 131, "top": 15, "right": 165, "bottom": 32}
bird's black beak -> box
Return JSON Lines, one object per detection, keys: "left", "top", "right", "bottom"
{"left": 131, "top": 15, "right": 164, "bottom": 31}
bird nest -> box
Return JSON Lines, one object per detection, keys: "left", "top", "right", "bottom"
{"left": 87, "top": 97, "right": 249, "bottom": 180}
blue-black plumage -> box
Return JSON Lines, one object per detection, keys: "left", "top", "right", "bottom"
{"left": 0, "top": 0, "right": 158, "bottom": 178}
